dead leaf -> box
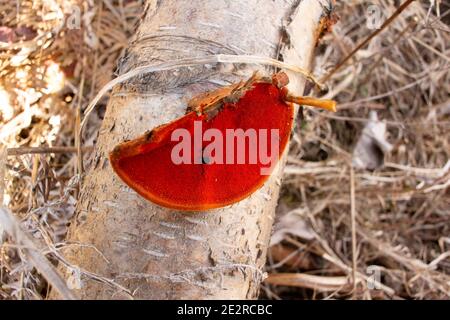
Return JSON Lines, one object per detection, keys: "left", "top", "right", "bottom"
{"left": 271, "top": 208, "right": 316, "bottom": 245}
{"left": 352, "top": 111, "right": 392, "bottom": 170}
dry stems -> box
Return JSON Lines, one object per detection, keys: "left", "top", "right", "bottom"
{"left": 0, "top": 0, "right": 449, "bottom": 299}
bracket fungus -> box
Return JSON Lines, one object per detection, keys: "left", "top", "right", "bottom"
{"left": 110, "top": 72, "right": 336, "bottom": 211}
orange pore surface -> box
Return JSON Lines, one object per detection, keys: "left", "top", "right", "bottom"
{"left": 110, "top": 82, "right": 294, "bottom": 211}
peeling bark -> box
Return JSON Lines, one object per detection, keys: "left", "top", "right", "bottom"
{"left": 51, "top": 0, "right": 329, "bottom": 299}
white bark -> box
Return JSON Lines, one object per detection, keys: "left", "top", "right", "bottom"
{"left": 53, "top": 0, "right": 329, "bottom": 299}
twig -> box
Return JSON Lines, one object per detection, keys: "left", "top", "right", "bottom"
{"left": 79, "top": 54, "right": 324, "bottom": 138}
{"left": 360, "top": 19, "right": 417, "bottom": 86}
{"left": 321, "top": 0, "right": 416, "bottom": 83}
{"left": 75, "top": 57, "right": 87, "bottom": 175}
{"left": 265, "top": 273, "right": 353, "bottom": 292}
{"left": 350, "top": 165, "right": 357, "bottom": 293}
{"left": 7, "top": 146, "right": 94, "bottom": 156}
{"left": 0, "top": 207, "right": 77, "bottom": 300}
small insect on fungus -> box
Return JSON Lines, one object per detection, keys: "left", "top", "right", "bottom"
{"left": 109, "top": 72, "right": 336, "bottom": 211}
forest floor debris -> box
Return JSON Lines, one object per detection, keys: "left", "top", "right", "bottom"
{"left": 0, "top": 0, "right": 449, "bottom": 299}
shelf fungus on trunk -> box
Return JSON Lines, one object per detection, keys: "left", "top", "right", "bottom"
{"left": 109, "top": 72, "right": 336, "bottom": 211}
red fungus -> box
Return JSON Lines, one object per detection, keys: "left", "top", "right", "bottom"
{"left": 109, "top": 72, "right": 335, "bottom": 211}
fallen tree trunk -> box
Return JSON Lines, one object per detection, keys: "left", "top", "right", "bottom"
{"left": 52, "top": 0, "right": 330, "bottom": 299}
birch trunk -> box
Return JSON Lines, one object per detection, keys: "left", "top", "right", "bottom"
{"left": 53, "top": 0, "right": 329, "bottom": 299}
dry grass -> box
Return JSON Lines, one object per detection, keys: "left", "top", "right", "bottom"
{"left": 1, "top": 0, "right": 449, "bottom": 299}
{"left": 0, "top": 0, "right": 141, "bottom": 299}
{"left": 265, "top": 0, "right": 450, "bottom": 299}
